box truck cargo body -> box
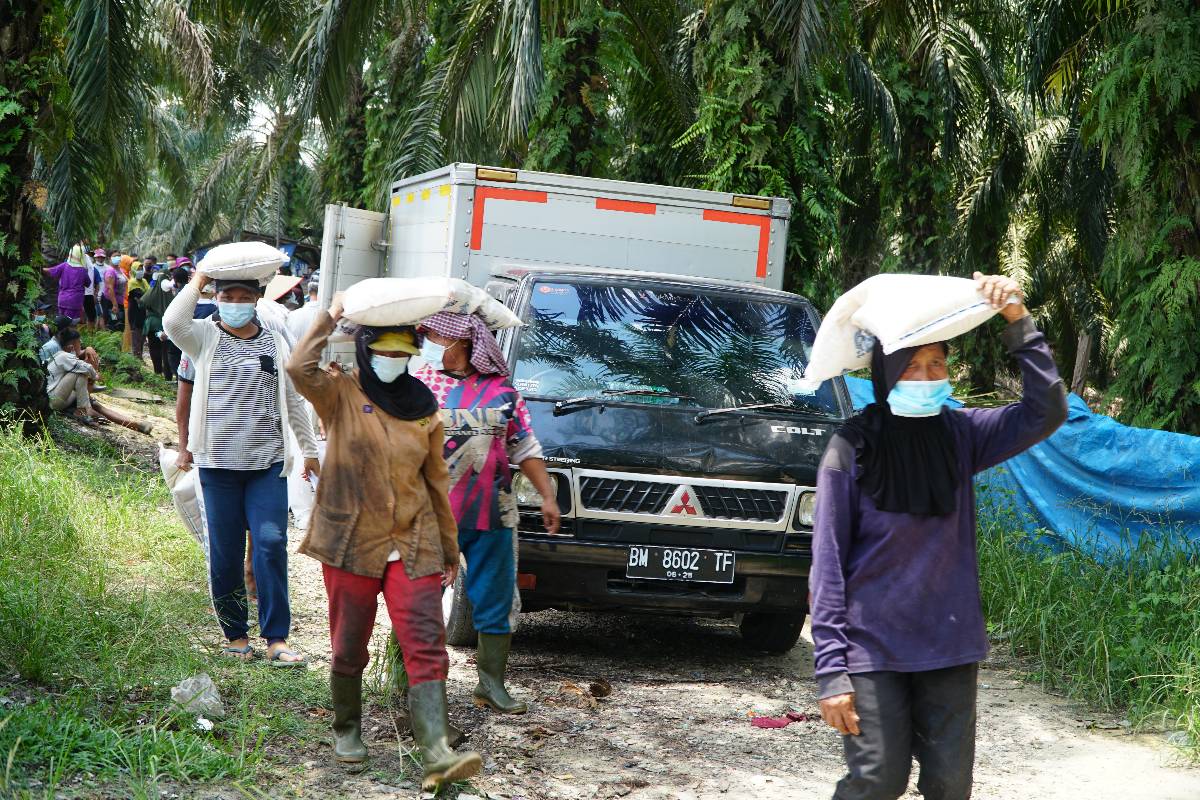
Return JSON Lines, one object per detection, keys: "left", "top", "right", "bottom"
{"left": 316, "top": 164, "right": 849, "bottom": 653}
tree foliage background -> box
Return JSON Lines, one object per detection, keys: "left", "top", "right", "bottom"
{"left": 2, "top": 0, "right": 1198, "bottom": 432}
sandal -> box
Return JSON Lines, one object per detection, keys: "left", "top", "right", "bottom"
{"left": 222, "top": 643, "right": 255, "bottom": 661}
{"left": 268, "top": 647, "right": 307, "bottom": 668}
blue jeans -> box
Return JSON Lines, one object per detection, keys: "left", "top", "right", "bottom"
{"left": 458, "top": 527, "right": 515, "bottom": 634}
{"left": 199, "top": 462, "right": 290, "bottom": 642}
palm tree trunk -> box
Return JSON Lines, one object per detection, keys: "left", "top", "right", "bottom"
{"left": 0, "top": 1, "right": 52, "bottom": 432}
{"left": 1070, "top": 331, "right": 1092, "bottom": 396}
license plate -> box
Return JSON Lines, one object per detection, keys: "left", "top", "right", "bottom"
{"left": 625, "top": 546, "right": 736, "bottom": 584}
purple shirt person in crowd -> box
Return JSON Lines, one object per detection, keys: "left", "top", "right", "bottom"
{"left": 810, "top": 272, "right": 1068, "bottom": 800}
{"left": 42, "top": 244, "right": 92, "bottom": 321}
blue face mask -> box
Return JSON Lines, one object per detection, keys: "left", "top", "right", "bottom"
{"left": 420, "top": 339, "right": 447, "bottom": 371}
{"left": 887, "top": 379, "right": 953, "bottom": 417}
{"left": 218, "top": 302, "right": 256, "bottom": 328}
{"left": 370, "top": 354, "right": 411, "bottom": 383}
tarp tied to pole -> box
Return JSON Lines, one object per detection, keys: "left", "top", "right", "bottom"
{"left": 842, "top": 377, "right": 1200, "bottom": 555}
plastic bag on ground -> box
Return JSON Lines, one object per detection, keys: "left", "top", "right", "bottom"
{"left": 159, "top": 444, "right": 208, "bottom": 554}
{"left": 801, "top": 274, "right": 1004, "bottom": 390}
{"left": 170, "top": 673, "right": 225, "bottom": 718}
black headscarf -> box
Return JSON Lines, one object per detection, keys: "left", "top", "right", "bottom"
{"left": 837, "top": 341, "right": 959, "bottom": 516}
{"left": 354, "top": 325, "right": 439, "bottom": 421}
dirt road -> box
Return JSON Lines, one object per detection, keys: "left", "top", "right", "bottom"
{"left": 280, "top": 544, "right": 1200, "bottom": 800}
{"left": 92, "top": 393, "right": 1200, "bottom": 800}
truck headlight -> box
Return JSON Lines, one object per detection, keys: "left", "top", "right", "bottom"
{"left": 794, "top": 491, "right": 816, "bottom": 528}
{"left": 514, "top": 473, "right": 557, "bottom": 506}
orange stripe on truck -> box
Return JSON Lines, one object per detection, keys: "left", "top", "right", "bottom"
{"left": 471, "top": 186, "right": 548, "bottom": 250}
{"left": 702, "top": 209, "right": 771, "bottom": 279}
{"left": 596, "top": 197, "right": 656, "bottom": 215}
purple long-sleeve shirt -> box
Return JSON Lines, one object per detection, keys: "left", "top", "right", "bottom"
{"left": 45, "top": 262, "right": 91, "bottom": 316}
{"left": 811, "top": 316, "right": 1067, "bottom": 699}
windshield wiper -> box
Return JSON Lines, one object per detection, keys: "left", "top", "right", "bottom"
{"left": 553, "top": 389, "right": 694, "bottom": 417}
{"left": 694, "top": 401, "right": 830, "bottom": 424}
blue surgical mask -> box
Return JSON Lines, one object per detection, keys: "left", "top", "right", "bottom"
{"left": 370, "top": 354, "right": 410, "bottom": 383}
{"left": 887, "top": 379, "right": 953, "bottom": 417}
{"left": 420, "top": 339, "right": 447, "bottom": 371}
{"left": 218, "top": 302, "right": 256, "bottom": 328}
{"left": 134, "top": 269, "right": 144, "bottom": 279}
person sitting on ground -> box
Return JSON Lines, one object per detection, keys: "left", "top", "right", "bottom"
{"left": 163, "top": 271, "right": 320, "bottom": 667}
{"left": 47, "top": 329, "right": 150, "bottom": 433}
{"left": 32, "top": 303, "right": 52, "bottom": 351}
{"left": 810, "top": 273, "right": 1068, "bottom": 800}
{"left": 286, "top": 295, "right": 481, "bottom": 789}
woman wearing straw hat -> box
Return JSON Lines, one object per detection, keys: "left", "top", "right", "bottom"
{"left": 286, "top": 295, "right": 481, "bottom": 790}
{"left": 811, "top": 273, "right": 1068, "bottom": 800}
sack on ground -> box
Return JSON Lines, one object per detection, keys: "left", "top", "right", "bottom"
{"left": 801, "top": 274, "right": 1003, "bottom": 389}
{"left": 341, "top": 277, "right": 522, "bottom": 329}
{"left": 196, "top": 241, "right": 288, "bottom": 283}
{"left": 159, "top": 444, "right": 207, "bottom": 552}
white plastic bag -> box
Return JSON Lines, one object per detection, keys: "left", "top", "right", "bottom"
{"left": 159, "top": 444, "right": 208, "bottom": 554}
{"left": 801, "top": 274, "right": 1005, "bottom": 389}
{"left": 197, "top": 241, "right": 288, "bottom": 283}
{"left": 287, "top": 437, "right": 324, "bottom": 531}
{"left": 341, "top": 277, "right": 522, "bottom": 329}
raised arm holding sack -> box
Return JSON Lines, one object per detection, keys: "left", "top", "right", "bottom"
{"left": 285, "top": 296, "right": 481, "bottom": 791}
{"left": 809, "top": 273, "right": 1068, "bottom": 800}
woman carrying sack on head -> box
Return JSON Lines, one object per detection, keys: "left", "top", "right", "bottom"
{"left": 413, "top": 311, "right": 561, "bottom": 715}
{"left": 285, "top": 295, "right": 481, "bottom": 791}
{"left": 810, "top": 273, "right": 1068, "bottom": 800}
{"left": 163, "top": 271, "right": 320, "bottom": 667}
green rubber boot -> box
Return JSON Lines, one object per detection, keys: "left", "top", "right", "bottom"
{"left": 472, "top": 633, "right": 528, "bottom": 714}
{"left": 408, "top": 681, "right": 482, "bottom": 792}
{"left": 330, "top": 672, "right": 368, "bottom": 764}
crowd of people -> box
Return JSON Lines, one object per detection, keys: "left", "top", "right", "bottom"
{"left": 33, "top": 241, "right": 1066, "bottom": 798}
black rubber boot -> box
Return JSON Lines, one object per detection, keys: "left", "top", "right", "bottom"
{"left": 408, "top": 680, "right": 482, "bottom": 791}
{"left": 330, "top": 671, "right": 368, "bottom": 764}
{"left": 473, "top": 633, "right": 528, "bottom": 714}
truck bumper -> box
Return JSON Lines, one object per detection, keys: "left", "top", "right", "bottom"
{"left": 517, "top": 537, "right": 810, "bottom": 617}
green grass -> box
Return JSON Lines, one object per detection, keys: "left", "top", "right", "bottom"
{"left": 978, "top": 495, "right": 1200, "bottom": 752}
{"left": 0, "top": 421, "right": 326, "bottom": 797}
{"left": 82, "top": 329, "right": 173, "bottom": 399}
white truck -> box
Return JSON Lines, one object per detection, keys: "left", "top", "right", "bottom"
{"left": 318, "top": 164, "right": 850, "bottom": 653}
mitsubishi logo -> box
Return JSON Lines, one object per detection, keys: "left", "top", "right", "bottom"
{"left": 669, "top": 487, "right": 703, "bottom": 517}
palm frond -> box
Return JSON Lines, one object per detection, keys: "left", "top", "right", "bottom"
{"left": 153, "top": 0, "right": 215, "bottom": 108}
{"left": 845, "top": 51, "right": 900, "bottom": 158}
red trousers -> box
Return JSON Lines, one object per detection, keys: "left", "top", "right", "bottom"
{"left": 322, "top": 561, "right": 449, "bottom": 686}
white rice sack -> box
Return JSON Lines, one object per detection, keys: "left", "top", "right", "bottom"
{"left": 442, "top": 281, "right": 524, "bottom": 329}
{"left": 197, "top": 241, "right": 288, "bottom": 283}
{"left": 341, "top": 277, "right": 524, "bottom": 329}
{"left": 159, "top": 444, "right": 207, "bottom": 552}
{"left": 327, "top": 317, "right": 362, "bottom": 343}
{"left": 801, "top": 274, "right": 1005, "bottom": 389}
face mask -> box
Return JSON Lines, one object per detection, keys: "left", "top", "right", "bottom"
{"left": 370, "top": 354, "right": 411, "bottom": 383}
{"left": 34, "top": 315, "right": 45, "bottom": 323}
{"left": 887, "top": 379, "right": 953, "bottom": 418}
{"left": 419, "top": 339, "right": 447, "bottom": 371}
{"left": 218, "top": 301, "right": 256, "bottom": 328}
{"left": 134, "top": 270, "right": 144, "bottom": 279}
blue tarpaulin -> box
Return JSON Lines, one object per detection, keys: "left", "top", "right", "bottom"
{"left": 840, "top": 376, "right": 1200, "bottom": 553}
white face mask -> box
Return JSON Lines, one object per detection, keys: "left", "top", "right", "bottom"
{"left": 370, "top": 354, "right": 411, "bottom": 383}
{"left": 109, "top": 256, "right": 120, "bottom": 265}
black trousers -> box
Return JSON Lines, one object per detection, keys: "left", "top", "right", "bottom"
{"left": 147, "top": 332, "right": 168, "bottom": 377}
{"left": 833, "top": 663, "right": 977, "bottom": 800}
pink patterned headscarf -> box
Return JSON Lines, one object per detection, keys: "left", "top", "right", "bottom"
{"left": 420, "top": 312, "right": 509, "bottom": 376}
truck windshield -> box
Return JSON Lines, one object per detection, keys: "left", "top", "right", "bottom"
{"left": 512, "top": 280, "right": 843, "bottom": 417}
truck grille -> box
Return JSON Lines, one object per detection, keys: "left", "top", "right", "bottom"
{"left": 691, "top": 486, "right": 788, "bottom": 523}
{"left": 579, "top": 477, "right": 673, "bottom": 514}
